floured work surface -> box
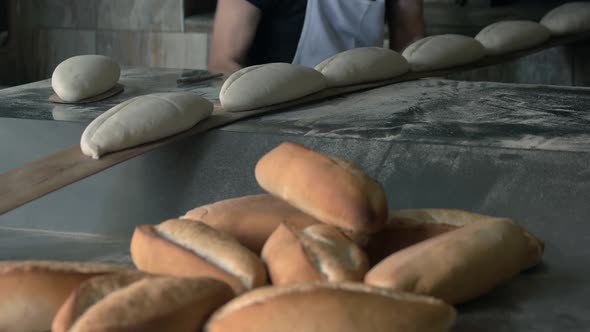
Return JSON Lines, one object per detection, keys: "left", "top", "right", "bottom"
{"left": 224, "top": 79, "right": 590, "bottom": 153}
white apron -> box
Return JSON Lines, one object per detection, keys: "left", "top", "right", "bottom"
{"left": 292, "top": 0, "right": 386, "bottom": 68}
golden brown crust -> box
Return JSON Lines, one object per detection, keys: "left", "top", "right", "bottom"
{"left": 365, "top": 209, "right": 510, "bottom": 266}
{"left": 130, "top": 220, "right": 267, "bottom": 293}
{"left": 365, "top": 223, "right": 457, "bottom": 266}
{"left": 206, "top": 282, "right": 456, "bottom": 332}
{"left": 262, "top": 223, "right": 369, "bottom": 285}
{"left": 181, "top": 194, "right": 319, "bottom": 253}
{"left": 388, "top": 208, "right": 506, "bottom": 227}
{"left": 299, "top": 224, "right": 369, "bottom": 282}
{"left": 52, "top": 271, "right": 149, "bottom": 332}
{"left": 0, "top": 261, "right": 128, "bottom": 332}
{"left": 262, "top": 223, "right": 324, "bottom": 285}
{"left": 131, "top": 224, "right": 245, "bottom": 293}
{"left": 59, "top": 275, "right": 234, "bottom": 332}
{"left": 365, "top": 219, "right": 544, "bottom": 304}
{"left": 254, "top": 142, "right": 388, "bottom": 233}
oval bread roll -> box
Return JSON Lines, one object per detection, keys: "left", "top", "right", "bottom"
{"left": 0, "top": 261, "right": 128, "bottom": 332}
{"left": 540, "top": 2, "right": 590, "bottom": 36}
{"left": 475, "top": 20, "right": 551, "bottom": 56}
{"left": 365, "top": 219, "right": 544, "bottom": 304}
{"left": 262, "top": 223, "right": 369, "bottom": 285}
{"left": 314, "top": 47, "right": 410, "bottom": 87}
{"left": 219, "top": 63, "right": 327, "bottom": 112}
{"left": 365, "top": 209, "right": 505, "bottom": 265}
{"left": 51, "top": 55, "right": 120, "bottom": 102}
{"left": 130, "top": 219, "right": 267, "bottom": 294}
{"left": 402, "top": 34, "right": 485, "bottom": 72}
{"left": 255, "top": 142, "right": 388, "bottom": 234}
{"left": 181, "top": 194, "right": 319, "bottom": 254}
{"left": 53, "top": 272, "right": 234, "bottom": 332}
{"left": 205, "top": 282, "right": 456, "bottom": 332}
{"left": 52, "top": 271, "right": 149, "bottom": 332}
{"left": 81, "top": 92, "right": 213, "bottom": 159}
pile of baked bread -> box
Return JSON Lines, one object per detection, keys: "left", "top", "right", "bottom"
{"left": 1, "top": 142, "right": 543, "bottom": 332}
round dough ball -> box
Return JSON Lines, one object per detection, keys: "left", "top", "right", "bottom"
{"left": 475, "top": 20, "right": 551, "bottom": 56}
{"left": 314, "top": 47, "right": 410, "bottom": 87}
{"left": 220, "top": 63, "right": 327, "bottom": 112}
{"left": 52, "top": 55, "right": 120, "bottom": 102}
{"left": 402, "top": 34, "right": 485, "bottom": 72}
{"left": 81, "top": 93, "right": 213, "bottom": 159}
{"left": 540, "top": 2, "right": 590, "bottom": 36}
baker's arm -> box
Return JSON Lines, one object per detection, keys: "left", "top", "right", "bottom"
{"left": 386, "top": 0, "right": 426, "bottom": 51}
{"left": 208, "top": 0, "right": 261, "bottom": 74}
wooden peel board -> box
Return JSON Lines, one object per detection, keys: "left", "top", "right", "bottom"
{"left": 48, "top": 84, "right": 125, "bottom": 104}
{"left": 1, "top": 32, "right": 589, "bottom": 215}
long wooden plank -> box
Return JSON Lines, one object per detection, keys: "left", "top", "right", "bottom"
{"left": 1, "top": 31, "right": 589, "bottom": 215}
{"left": 0, "top": 111, "right": 243, "bottom": 214}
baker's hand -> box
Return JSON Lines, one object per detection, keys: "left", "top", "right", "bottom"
{"left": 388, "top": 0, "right": 426, "bottom": 51}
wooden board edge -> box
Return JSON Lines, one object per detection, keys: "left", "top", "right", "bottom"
{"left": 48, "top": 84, "right": 125, "bottom": 104}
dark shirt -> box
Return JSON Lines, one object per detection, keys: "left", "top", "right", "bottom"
{"left": 245, "top": 0, "right": 307, "bottom": 66}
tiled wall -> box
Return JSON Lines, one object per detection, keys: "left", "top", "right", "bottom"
{"left": 3, "top": 0, "right": 589, "bottom": 86}
{"left": 8, "top": 0, "right": 209, "bottom": 84}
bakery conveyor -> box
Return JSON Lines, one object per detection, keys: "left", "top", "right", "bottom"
{"left": 1, "top": 67, "right": 589, "bottom": 331}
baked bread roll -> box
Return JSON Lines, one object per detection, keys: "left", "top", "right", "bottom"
{"left": 181, "top": 194, "right": 319, "bottom": 254}
{"left": 365, "top": 218, "right": 544, "bottom": 304}
{"left": 365, "top": 209, "right": 501, "bottom": 265}
{"left": 53, "top": 272, "right": 234, "bottom": 332}
{"left": 205, "top": 282, "right": 456, "bottom": 332}
{"left": 255, "top": 142, "right": 388, "bottom": 234}
{"left": 130, "top": 219, "right": 267, "bottom": 293}
{"left": 262, "top": 223, "right": 369, "bottom": 285}
{"left": 0, "top": 261, "right": 128, "bottom": 332}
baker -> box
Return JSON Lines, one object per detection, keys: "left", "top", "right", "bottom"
{"left": 208, "top": 0, "right": 425, "bottom": 73}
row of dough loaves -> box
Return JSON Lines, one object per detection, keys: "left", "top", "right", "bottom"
{"left": 51, "top": 3, "right": 589, "bottom": 158}
{"left": 2, "top": 142, "right": 544, "bottom": 331}
{"left": 221, "top": 1, "right": 590, "bottom": 111}
{"left": 50, "top": 2, "right": 588, "bottom": 105}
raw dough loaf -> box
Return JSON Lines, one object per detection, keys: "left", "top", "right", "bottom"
{"left": 540, "top": 2, "right": 590, "bottom": 36}
{"left": 220, "top": 63, "right": 327, "bottom": 112}
{"left": 475, "top": 20, "right": 551, "bottom": 56}
{"left": 81, "top": 93, "right": 212, "bottom": 159}
{"left": 402, "top": 34, "right": 485, "bottom": 72}
{"left": 314, "top": 47, "right": 409, "bottom": 87}
{"left": 52, "top": 55, "right": 120, "bottom": 102}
